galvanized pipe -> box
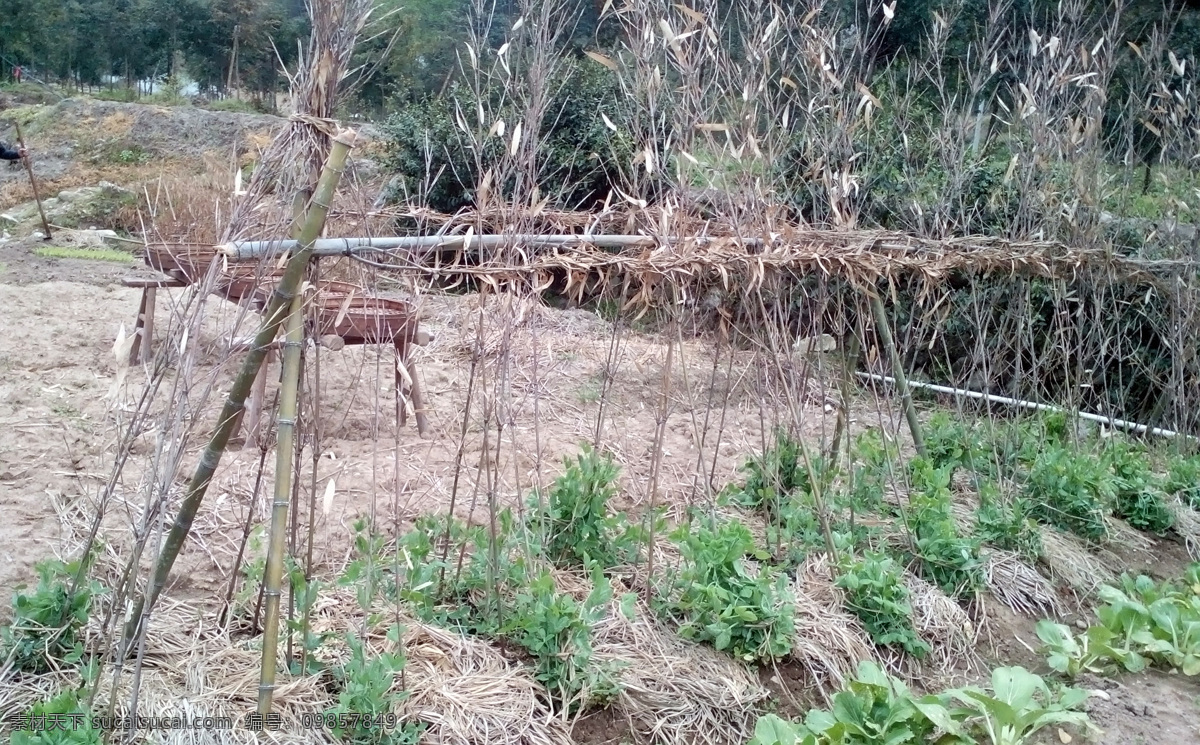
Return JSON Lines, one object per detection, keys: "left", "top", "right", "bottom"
{"left": 216, "top": 234, "right": 759, "bottom": 260}
{"left": 856, "top": 371, "right": 1188, "bottom": 439}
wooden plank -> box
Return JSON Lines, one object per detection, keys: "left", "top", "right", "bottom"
{"left": 407, "top": 357, "right": 428, "bottom": 436}
{"left": 243, "top": 348, "right": 272, "bottom": 447}
{"left": 122, "top": 276, "right": 188, "bottom": 289}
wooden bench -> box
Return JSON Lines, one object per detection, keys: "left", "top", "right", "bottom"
{"left": 123, "top": 267, "right": 434, "bottom": 445}
{"left": 121, "top": 274, "right": 188, "bottom": 366}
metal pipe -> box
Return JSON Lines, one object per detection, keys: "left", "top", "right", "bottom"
{"left": 856, "top": 371, "right": 1188, "bottom": 439}
{"left": 216, "top": 234, "right": 759, "bottom": 260}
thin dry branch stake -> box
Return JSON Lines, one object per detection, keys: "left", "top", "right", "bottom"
{"left": 869, "top": 291, "right": 925, "bottom": 457}
{"left": 123, "top": 130, "right": 357, "bottom": 647}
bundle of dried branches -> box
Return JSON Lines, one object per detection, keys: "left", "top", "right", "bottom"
{"left": 790, "top": 554, "right": 880, "bottom": 697}
{"left": 1040, "top": 530, "right": 1118, "bottom": 598}
{"left": 400, "top": 623, "right": 574, "bottom": 745}
{"left": 902, "top": 572, "right": 980, "bottom": 675}
{"left": 1169, "top": 499, "right": 1200, "bottom": 561}
{"left": 223, "top": 0, "right": 375, "bottom": 242}
{"left": 590, "top": 596, "right": 770, "bottom": 745}
{"left": 983, "top": 549, "right": 1063, "bottom": 619}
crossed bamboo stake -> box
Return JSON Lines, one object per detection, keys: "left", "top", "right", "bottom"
{"left": 122, "top": 130, "right": 358, "bottom": 718}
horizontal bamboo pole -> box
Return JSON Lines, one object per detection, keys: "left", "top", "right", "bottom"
{"left": 216, "top": 234, "right": 762, "bottom": 260}
{"left": 857, "top": 372, "right": 1190, "bottom": 439}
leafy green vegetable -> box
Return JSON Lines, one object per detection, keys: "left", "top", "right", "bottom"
{"left": 947, "top": 666, "right": 1091, "bottom": 745}
{"left": 661, "top": 520, "right": 795, "bottom": 662}
{"left": 836, "top": 552, "right": 929, "bottom": 658}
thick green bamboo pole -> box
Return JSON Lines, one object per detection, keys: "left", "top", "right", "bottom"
{"left": 869, "top": 291, "right": 927, "bottom": 457}
{"left": 258, "top": 286, "right": 306, "bottom": 714}
{"left": 124, "top": 130, "right": 357, "bottom": 645}
{"left": 258, "top": 185, "right": 314, "bottom": 714}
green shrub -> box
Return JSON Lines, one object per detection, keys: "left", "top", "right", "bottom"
{"left": 381, "top": 60, "right": 638, "bottom": 213}
{"left": 2, "top": 558, "right": 101, "bottom": 673}
{"left": 836, "top": 552, "right": 928, "bottom": 658}
{"left": 204, "top": 97, "right": 262, "bottom": 114}
{"left": 662, "top": 520, "right": 795, "bottom": 662}
{"left": 1024, "top": 445, "right": 1111, "bottom": 542}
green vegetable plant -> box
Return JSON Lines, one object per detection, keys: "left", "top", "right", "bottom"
{"left": 973, "top": 488, "right": 1042, "bottom": 562}
{"left": 325, "top": 625, "right": 422, "bottom": 745}
{"left": 946, "top": 666, "right": 1091, "bottom": 745}
{"left": 732, "top": 431, "right": 812, "bottom": 517}
{"left": 1024, "top": 445, "right": 1111, "bottom": 542}
{"left": 836, "top": 552, "right": 929, "bottom": 658}
{"left": 1035, "top": 620, "right": 1138, "bottom": 677}
{"left": 663, "top": 520, "right": 795, "bottom": 662}
{"left": 848, "top": 429, "right": 896, "bottom": 513}
{"left": 748, "top": 660, "right": 960, "bottom": 745}
{"left": 2, "top": 557, "right": 102, "bottom": 673}
{"left": 1104, "top": 442, "right": 1174, "bottom": 535}
{"left": 386, "top": 515, "right": 619, "bottom": 710}
{"left": 503, "top": 569, "right": 617, "bottom": 707}
{"left": 905, "top": 459, "right": 984, "bottom": 598}
{"left": 1037, "top": 568, "right": 1200, "bottom": 678}
{"left": 746, "top": 662, "right": 1091, "bottom": 745}
{"left": 1165, "top": 452, "right": 1200, "bottom": 508}
{"left": 924, "top": 412, "right": 985, "bottom": 471}
{"left": 536, "top": 445, "right": 642, "bottom": 569}
{"left": 11, "top": 691, "right": 101, "bottom": 745}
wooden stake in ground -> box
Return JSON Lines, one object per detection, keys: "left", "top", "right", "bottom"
{"left": 13, "top": 122, "right": 51, "bottom": 240}
{"left": 122, "top": 129, "right": 357, "bottom": 647}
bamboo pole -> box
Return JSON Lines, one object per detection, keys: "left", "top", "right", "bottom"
{"left": 868, "top": 291, "right": 926, "bottom": 457}
{"left": 13, "top": 122, "right": 51, "bottom": 240}
{"left": 259, "top": 187, "right": 315, "bottom": 713}
{"left": 217, "top": 234, "right": 764, "bottom": 260}
{"left": 258, "top": 282, "right": 306, "bottom": 714}
{"left": 123, "top": 129, "right": 357, "bottom": 646}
